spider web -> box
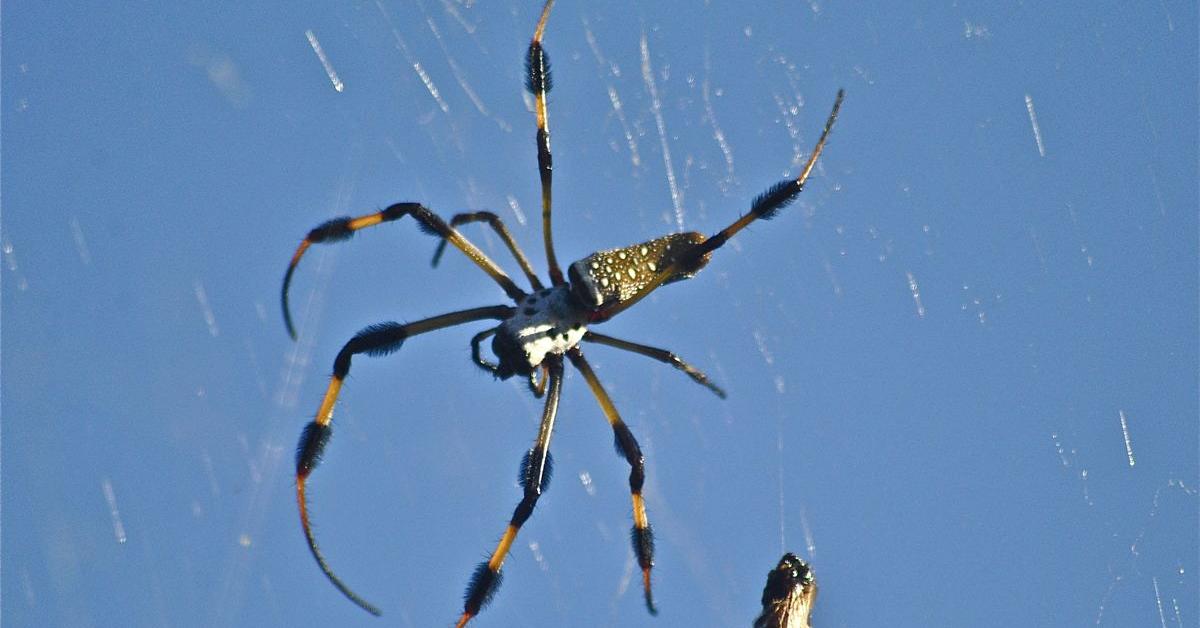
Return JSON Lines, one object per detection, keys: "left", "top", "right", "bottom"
{"left": 2, "top": 2, "right": 1196, "bottom": 628}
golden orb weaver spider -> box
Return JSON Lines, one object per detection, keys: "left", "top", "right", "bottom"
{"left": 282, "top": 1, "right": 843, "bottom": 624}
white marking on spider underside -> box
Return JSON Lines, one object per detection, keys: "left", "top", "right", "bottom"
{"left": 499, "top": 286, "right": 589, "bottom": 369}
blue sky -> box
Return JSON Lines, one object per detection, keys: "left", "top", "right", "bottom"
{"left": 4, "top": 2, "right": 1196, "bottom": 627}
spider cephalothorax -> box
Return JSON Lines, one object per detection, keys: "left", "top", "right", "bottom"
{"left": 490, "top": 285, "right": 588, "bottom": 379}
{"left": 280, "top": 1, "right": 843, "bottom": 624}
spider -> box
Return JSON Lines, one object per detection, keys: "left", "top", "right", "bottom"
{"left": 282, "top": 1, "right": 843, "bottom": 624}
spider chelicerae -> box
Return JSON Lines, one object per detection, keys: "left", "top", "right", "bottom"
{"left": 282, "top": 1, "right": 843, "bottom": 625}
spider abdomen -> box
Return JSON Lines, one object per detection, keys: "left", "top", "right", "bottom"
{"left": 568, "top": 232, "right": 712, "bottom": 309}
{"left": 492, "top": 286, "right": 589, "bottom": 378}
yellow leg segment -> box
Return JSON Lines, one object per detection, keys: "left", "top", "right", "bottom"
{"left": 567, "top": 349, "right": 659, "bottom": 614}
{"left": 292, "top": 305, "right": 512, "bottom": 617}
{"left": 456, "top": 356, "right": 563, "bottom": 626}
{"left": 596, "top": 90, "right": 844, "bottom": 322}
{"left": 281, "top": 204, "right": 525, "bottom": 339}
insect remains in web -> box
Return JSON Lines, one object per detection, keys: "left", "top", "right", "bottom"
{"left": 280, "top": 1, "right": 843, "bottom": 625}
{"left": 754, "top": 553, "right": 818, "bottom": 628}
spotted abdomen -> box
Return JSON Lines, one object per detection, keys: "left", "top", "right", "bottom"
{"left": 568, "top": 232, "right": 712, "bottom": 309}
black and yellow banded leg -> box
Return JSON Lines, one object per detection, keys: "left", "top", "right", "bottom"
{"left": 432, "top": 211, "right": 544, "bottom": 292}
{"left": 583, "top": 331, "right": 727, "bottom": 399}
{"left": 688, "top": 89, "right": 844, "bottom": 261}
{"left": 457, "top": 357, "right": 564, "bottom": 628}
{"left": 566, "top": 348, "right": 659, "bottom": 615}
{"left": 295, "top": 305, "right": 513, "bottom": 617}
{"left": 282, "top": 202, "right": 528, "bottom": 339}
{"left": 595, "top": 90, "right": 845, "bottom": 322}
{"left": 527, "top": 0, "right": 564, "bottom": 285}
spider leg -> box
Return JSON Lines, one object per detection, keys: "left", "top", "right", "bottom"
{"left": 470, "top": 328, "right": 501, "bottom": 375}
{"left": 566, "top": 348, "right": 659, "bottom": 616}
{"left": 594, "top": 90, "right": 844, "bottom": 322}
{"left": 457, "top": 357, "right": 564, "bottom": 628}
{"left": 583, "top": 331, "right": 726, "bottom": 398}
{"left": 295, "top": 305, "right": 514, "bottom": 616}
{"left": 527, "top": 363, "right": 549, "bottom": 398}
{"left": 432, "top": 211, "right": 545, "bottom": 291}
{"left": 527, "top": 0, "right": 565, "bottom": 285}
{"left": 470, "top": 328, "right": 547, "bottom": 398}
{"left": 282, "top": 202, "right": 527, "bottom": 339}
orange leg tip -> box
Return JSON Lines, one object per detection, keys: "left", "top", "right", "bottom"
{"left": 289, "top": 241, "right": 310, "bottom": 266}
{"left": 643, "top": 570, "right": 659, "bottom": 615}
